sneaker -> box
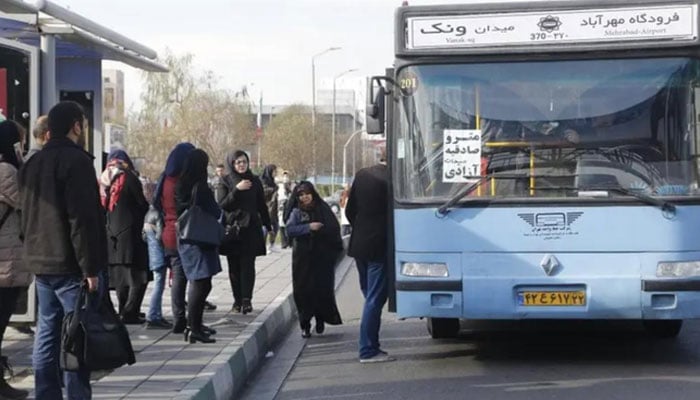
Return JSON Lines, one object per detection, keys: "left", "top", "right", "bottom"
{"left": 146, "top": 319, "right": 173, "bottom": 330}
{"left": 11, "top": 325, "right": 34, "bottom": 335}
{"left": 204, "top": 301, "right": 217, "bottom": 312}
{"left": 359, "top": 353, "right": 396, "bottom": 363}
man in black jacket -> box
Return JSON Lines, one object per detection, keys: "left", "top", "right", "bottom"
{"left": 19, "top": 101, "right": 107, "bottom": 399}
{"left": 345, "top": 150, "right": 395, "bottom": 363}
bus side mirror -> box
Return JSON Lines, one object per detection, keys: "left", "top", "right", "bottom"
{"left": 366, "top": 79, "right": 386, "bottom": 135}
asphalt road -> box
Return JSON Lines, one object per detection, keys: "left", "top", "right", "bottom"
{"left": 242, "top": 263, "right": 700, "bottom": 400}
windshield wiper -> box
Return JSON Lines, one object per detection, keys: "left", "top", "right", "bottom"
{"left": 580, "top": 185, "right": 676, "bottom": 213}
{"left": 437, "top": 173, "right": 531, "bottom": 215}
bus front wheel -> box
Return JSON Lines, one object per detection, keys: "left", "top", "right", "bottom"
{"left": 643, "top": 320, "right": 683, "bottom": 338}
{"left": 427, "top": 318, "right": 460, "bottom": 339}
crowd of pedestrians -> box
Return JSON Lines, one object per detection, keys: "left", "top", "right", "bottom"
{"left": 0, "top": 100, "right": 393, "bottom": 399}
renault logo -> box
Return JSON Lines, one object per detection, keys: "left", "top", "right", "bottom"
{"left": 540, "top": 254, "right": 560, "bottom": 276}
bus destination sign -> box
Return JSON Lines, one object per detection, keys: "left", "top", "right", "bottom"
{"left": 406, "top": 5, "right": 697, "bottom": 50}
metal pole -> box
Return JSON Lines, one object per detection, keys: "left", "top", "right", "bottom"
{"left": 331, "top": 68, "right": 357, "bottom": 193}
{"left": 311, "top": 58, "right": 317, "bottom": 181}
{"left": 40, "top": 34, "right": 57, "bottom": 113}
{"left": 353, "top": 137, "right": 357, "bottom": 177}
{"left": 331, "top": 78, "right": 336, "bottom": 192}
{"left": 343, "top": 129, "right": 362, "bottom": 185}
{"left": 310, "top": 47, "right": 340, "bottom": 182}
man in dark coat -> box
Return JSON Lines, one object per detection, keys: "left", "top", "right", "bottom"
{"left": 216, "top": 150, "right": 271, "bottom": 314}
{"left": 345, "top": 150, "right": 394, "bottom": 363}
{"left": 19, "top": 101, "right": 108, "bottom": 398}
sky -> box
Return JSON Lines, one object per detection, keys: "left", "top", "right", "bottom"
{"left": 46, "top": 0, "right": 401, "bottom": 111}
{"left": 41, "top": 0, "right": 546, "bottom": 111}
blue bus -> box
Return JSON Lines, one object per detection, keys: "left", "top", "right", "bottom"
{"left": 366, "top": 0, "right": 700, "bottom": 338}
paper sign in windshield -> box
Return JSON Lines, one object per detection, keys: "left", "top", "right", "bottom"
{"left": 443, "top": 129, "right": 481, "bottom": 183}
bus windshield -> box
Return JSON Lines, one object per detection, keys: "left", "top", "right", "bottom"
{"left": 395, "top": 58, "right": 700, "bottom": 203}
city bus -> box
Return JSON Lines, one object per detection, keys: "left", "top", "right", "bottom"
{"left": 366, "top": 0, "right": 700, "bottom": 338}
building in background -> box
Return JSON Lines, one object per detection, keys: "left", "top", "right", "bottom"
{"left": 103, "top": 69, "right": 125, "bottom": 124}
{"left": 102, "top": 69, "right": 126, "bottom": 153}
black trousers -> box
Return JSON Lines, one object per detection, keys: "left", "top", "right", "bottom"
{"left": 227, "top": 255, "right": 256, "bottom": 305}
{"left": 187, "top": 278, "right": 212, "bottom": 332}
{"left": 279, "top": 227, "right": 289, "bottom": 248}
{"left": 116, "top": 284, "right": 147, "bottom": 320}
{"left": 0, "top": 287, "right": 20, "bottom": 355}
{"left": 167, "top": 251, "right": 187, "bottom": 322}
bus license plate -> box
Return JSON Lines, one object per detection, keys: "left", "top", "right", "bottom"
{"left": 518, "top": 291, "right": 586, "bottom": 306}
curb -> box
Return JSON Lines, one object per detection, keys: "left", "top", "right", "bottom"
{"left": 177, "top": 250, "right": 354, "bottom": 400}
{"left": 175, "top": 283, "right": 296, "bottom": 400}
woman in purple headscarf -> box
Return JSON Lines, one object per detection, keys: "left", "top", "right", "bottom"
{"left": 100, "top": 149, "right": 150, "bottom": 324}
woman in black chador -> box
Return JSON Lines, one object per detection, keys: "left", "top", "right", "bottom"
{"left": 286, "top": 181, "right": 343, "bottom": 338}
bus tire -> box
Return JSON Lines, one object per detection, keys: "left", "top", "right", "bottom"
{"left": 643, "top": 320, "right": 683, "bottom": 338}
{"left": 427, "top": 318, "right": 460, "bottom": 339}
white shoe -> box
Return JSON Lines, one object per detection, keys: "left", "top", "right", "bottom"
{"left": 359, "top": 353, "right": 396, "bottom": 363}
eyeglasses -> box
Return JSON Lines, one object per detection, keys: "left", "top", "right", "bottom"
{"left": 234, "top": 160, "right": 248, "bottom": 165}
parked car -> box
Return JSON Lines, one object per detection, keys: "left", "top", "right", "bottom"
{"left": 324, "top": 189, "right": 343, "bottom": 216}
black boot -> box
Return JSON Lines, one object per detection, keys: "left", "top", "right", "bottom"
{"left": 241, "top": 299, "right": 252, "bottom": 315}
{"left": 172, "top": 317, "right": 187, "bottom": 334}
{"left": 0, "top": 356, "right": 28, "bottom": 400}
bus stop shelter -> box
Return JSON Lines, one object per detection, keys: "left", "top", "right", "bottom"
{"left": 0, "top": 0, "right": 168, "bottom": 323}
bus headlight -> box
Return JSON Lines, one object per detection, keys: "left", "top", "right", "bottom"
{"left": 401, "top": 262, "right": 449, "bottom": 277}
{"left": 656, "top": 261, "right": 700, "bottom": 277}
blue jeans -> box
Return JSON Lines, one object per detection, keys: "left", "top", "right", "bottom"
{"left": 356, "top": 259, "right": 388, "bottom": 359}
{"left": 147, "top": 267, "right": 167, "bottom": 322}
{"left": 33, "top": 274, "right": 96, "bottom": 400}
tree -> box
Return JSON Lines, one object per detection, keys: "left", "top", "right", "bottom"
{"left": 126, "top": 51, "right": 255, "bottom": 180}
{"left": 260, "top": 104, "right": 331, "bottom": 179}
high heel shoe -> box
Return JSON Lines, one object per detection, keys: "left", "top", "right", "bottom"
{"left": 188, "top": 330, "right": 216, "bottom": 344}
{"left": 183, "top": 327, "right": 191, "bottom": 343}
{"left": 202, "top": 325, "right": 217, "bottom": 335}
{"left": 315, "top": 320, "right": 325, "bottom": 334}
{"left": 241, "top": 299, "right": 252, "bottom": 315}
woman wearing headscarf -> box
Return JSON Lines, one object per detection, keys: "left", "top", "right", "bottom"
{"left": 216, "top": 150, "right": 271, "bottom": 314}
{"left": 286, "top": 181, "right": 343, "bottom": 338}
{"left": 0, "top": 120, "right": 31, "bottom": 400}
{"left": 153, "top": 142, "right": 195, "bottom": 333}
{"left": 261, "top": 164, "right": 279, "bottom": 252}
{"left": 100, "top": 149, "right": 150, "bottom": 324}
{"left": 175, "top": 149, "right": 222, "bottom": 344}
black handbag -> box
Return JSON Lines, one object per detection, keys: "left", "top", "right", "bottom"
{"left": 224, "top": 209, "right": 250, "bottom": 242}
{"left": 60, "top": 284, "right": 136, "bottom": 372}
{"left": 177, "top": 183, "right": 225, "bottom": 246}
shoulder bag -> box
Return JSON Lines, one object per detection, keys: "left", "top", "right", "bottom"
{"left": 177, "top": 183, "right": 225, "bottom": 246}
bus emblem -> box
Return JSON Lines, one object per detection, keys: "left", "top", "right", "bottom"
{"left": 518, "top": 212, "right": 583, "bottom": 240}
{"left": 540, "top": 254, "right": 560, "bottom": 276}
{"left": 538, "top": 15, "right": 562, "bottom": 33}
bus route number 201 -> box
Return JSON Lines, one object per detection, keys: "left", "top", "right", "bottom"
{"left": 399, "top": 75, "right": 418, "bottom": 95}
{"left": 530, "top": 32, "right": 566, "bottom": 41}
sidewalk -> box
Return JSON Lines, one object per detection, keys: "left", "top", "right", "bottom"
{"left": 1, "top": 248, "right": 295, "bottom": 399}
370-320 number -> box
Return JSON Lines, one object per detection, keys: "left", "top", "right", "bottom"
{"left": 530, "top": 32, "right": 566, "bottom": 41}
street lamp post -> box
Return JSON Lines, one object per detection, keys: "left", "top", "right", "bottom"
{"left": 331, "top": 68, "right": 357, "bottom": 193}
{"left": 311, "top": 46, "right": 340, "bottom": 182}
{"left": 343, "top": 129, "right": 362, "bottom": 186}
